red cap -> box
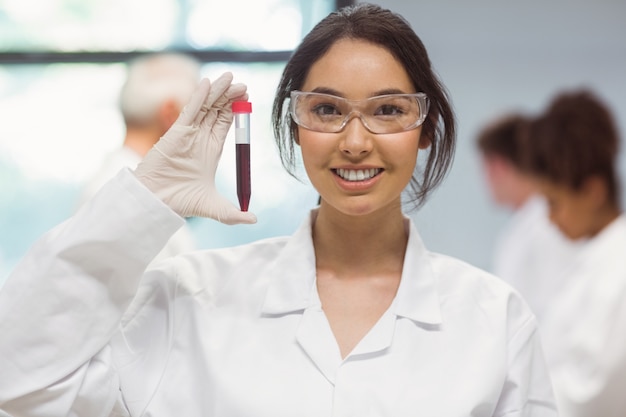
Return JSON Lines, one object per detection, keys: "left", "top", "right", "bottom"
{"left": 232, "top": 101, "right": 252, "bottom": 113}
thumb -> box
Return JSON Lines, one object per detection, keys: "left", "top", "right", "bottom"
{"left": 213, "top": 204, "right": 258, "bottom": 225}
{"left": 220, "top": 211, "right": 257, "bottom": 226}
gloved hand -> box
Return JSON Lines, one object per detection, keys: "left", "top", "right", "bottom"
{"left": 134, "top": 72, "right": 257, "bottom": 225}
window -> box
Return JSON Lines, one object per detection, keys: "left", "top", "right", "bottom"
{"left": 0, "top": 0, "right": 352, "bottom": 281}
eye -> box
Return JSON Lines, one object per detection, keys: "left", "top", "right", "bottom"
{"left": 375, "top": 104, "right": 405, "bottom": 116}
{"left": 312, "top": 103, "right": 342, "bottom": 117}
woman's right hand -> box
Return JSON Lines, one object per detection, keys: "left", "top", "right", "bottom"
{"left": 134, "top": 72, "right": 257, "bottom": 225}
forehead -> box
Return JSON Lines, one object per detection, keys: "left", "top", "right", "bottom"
{"left": 301, "top": 38, "right": 415, "bottom": 98}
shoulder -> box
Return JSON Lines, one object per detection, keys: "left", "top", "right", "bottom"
{"left": 580, "top": 214, "right": 626, "bottom": 273}
{"left": 428, "top": 251, "right": 537, "bottom": 340}
{"left": 405, "top": 217, "right": 533, "bottom": 327}
{"left": 121, "top": 235, "right": 291, "bottom": 322}
{"left": 429, "top": 251, "right": 517, "bottom": 297}
{"left": 168, "top": 235, "right": 291, "bottom": 293}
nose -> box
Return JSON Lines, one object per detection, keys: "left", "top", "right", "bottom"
{"left": 339, "top": 113, "right": 373, "bottom": 157}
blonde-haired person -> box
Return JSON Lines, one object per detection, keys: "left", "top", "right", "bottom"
{"left": 78, "top": 52, "right": 201, "bottom": 260}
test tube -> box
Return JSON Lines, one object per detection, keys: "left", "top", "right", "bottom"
{"left": 233, "top": 101, "right": 252, "bottom": 212}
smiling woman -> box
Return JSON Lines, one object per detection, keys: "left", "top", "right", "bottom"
{"left": 295, "top": 39, "right": 428, "bottom": 218}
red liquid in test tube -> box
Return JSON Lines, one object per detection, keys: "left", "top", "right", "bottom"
{"left": 233, "top": 101, "right": 252, "bottom": 211}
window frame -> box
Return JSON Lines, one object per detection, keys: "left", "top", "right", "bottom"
{"left": 0, "top": 0, "right": 355, "bottom": 65}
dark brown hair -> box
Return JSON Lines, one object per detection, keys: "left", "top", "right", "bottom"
{"left": 523, "top": 89, "right": 621, "bottom": 205}
{"left": 271, "top": 3, "right": 456, "bottom": 208}
{"left": 476, "top": 114, "right": 529, "bottom": 169}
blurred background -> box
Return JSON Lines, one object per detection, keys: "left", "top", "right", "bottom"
{"left": 1, "top": 0, "right": 625, "bottom": 283}
{"left": 371, "top": 0, "right": 626, "bottom": 270}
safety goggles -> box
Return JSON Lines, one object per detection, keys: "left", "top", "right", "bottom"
{"left": 289, "top": 91, "right": 429, "bottom": 134}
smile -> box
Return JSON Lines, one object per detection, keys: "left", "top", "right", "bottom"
{"left": 334, "top": 168, "right": 382, "bottom": 181}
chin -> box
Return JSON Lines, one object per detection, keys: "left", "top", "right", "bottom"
{"left": 321, "top": 197, "right": 374, "bottom": 217}
{"left": 337, "top": 203, "right": 377, "bottom": 217}
{"left": 559, "top": 227, "right": 583, "bottom": 241}
{"left": 342, "top": 199, "right": 400, "bottom": 218}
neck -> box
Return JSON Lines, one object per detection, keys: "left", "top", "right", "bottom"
{"left": 123, "top": 126, "right": 162, "bottom": 157}
{"left": 312, "top": 203, "right": 408, "bottom": 278}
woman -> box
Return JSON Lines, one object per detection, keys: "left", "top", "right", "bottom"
{"left": 0, "top": 4, "right": 557, "bottom": 416}
{"left": 521, "top": 89, "right": 626, "bottom": 417}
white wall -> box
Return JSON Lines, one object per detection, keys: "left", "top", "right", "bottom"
{"left": 358, "top": 0, "right": 626, "bottom": 270}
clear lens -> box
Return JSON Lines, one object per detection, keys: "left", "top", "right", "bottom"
{"left": 289, "top": 91, "right": 429, "bottom": 134}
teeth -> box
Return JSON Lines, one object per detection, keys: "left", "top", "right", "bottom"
{"left": 336, "top": 168, "right": 381, "bottom": 181}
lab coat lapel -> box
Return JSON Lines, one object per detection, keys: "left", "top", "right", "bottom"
{"left": 260, "top": 212, "right": 317, "bottom": 315}
{"left": 393, "top": 220, "right": 443, "bottom": 326}
{"left": 259, "top": 212, "right": 342, "bottom": 383}
{"left": 258, "top": 213, "right": 443, "bottom": 383}
{"left": 349, "top": 220, "right": 443, "bottom": 357}
{"left": 295, "top": 299, "right": 342, "bottom": 384}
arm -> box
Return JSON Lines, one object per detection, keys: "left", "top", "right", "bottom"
{"left": 0, "top": 72, "right": 255, "bottom": 416}
{"left": 0, "top": 169, "right": 183, "bottom": 416}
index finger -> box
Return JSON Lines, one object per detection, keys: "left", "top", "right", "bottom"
{"left": 175, "top": 78, "right": 212, "bottom": 126}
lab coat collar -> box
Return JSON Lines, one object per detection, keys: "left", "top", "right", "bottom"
{"left": 392, "top": 219, "right": 443, "bottom": 325}
{"left": 596, "top": 213, "right": 626, "bottom": 242}
{"left": 260, "top": 211, "right": 443, "bottom": 326}
{"left": 580, "top": 213, "right": 626, "bottom": 260}
{"left": 260, "top": 211, "right": 319, "bottom": 315}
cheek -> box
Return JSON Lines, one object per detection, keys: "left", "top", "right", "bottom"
{"left": 389, "top": 133, "right": 421, "bottom": 174}
{"left": 546, "top": 206, "right": 570, "bottom": 236}
{"left": 548, "top": 198, "right": 579, "bottom": 235}
{"left": 298, "top": 131, "right": 334, "bottom": 171}
{"left": 298, "top": 132, "right": 318, "bottom": 153}
{"left": 397, "top": 147, "right": 419, "bottom": 174}
{"left": 549, "top": 206, "right": 566, "bottom": 226}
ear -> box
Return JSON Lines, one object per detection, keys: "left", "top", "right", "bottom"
{"left": 293, "top": 127, "right": 301, "bottom": 145}
{"left": 159, "top": 99, "right": 182, "bottom": 133}
{"left": 417, "top": 113, "right": 438, "bottom": 149}
{"left": 418, "top": 133, "right": 431, "bottom": 150}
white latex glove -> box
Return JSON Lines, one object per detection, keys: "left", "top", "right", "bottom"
{"left": 134, "top": 72, "right": 257, "bottom": 225}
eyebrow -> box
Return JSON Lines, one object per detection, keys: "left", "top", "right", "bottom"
{"left": 310, "top": 87, "right": 344, "bottom": 97}
{"left": 309, "top": 87, "right": 412, "bottom": 98}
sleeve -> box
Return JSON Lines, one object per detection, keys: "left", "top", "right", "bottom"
{"left": 493, "top": 297, "right": 559, "bottom": 417}
{"left": 0, "top": 168, "right": 184, "bottom": 417}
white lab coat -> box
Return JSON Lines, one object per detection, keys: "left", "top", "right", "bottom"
{"left": 0, "top": 169, "right": 557, "bottom": 417}
{"left": 539, "top": 214, "right": 626, "bottom": 417}
{"left": 77, "top": 146, "right": 196, "bottom": 262}
{"left": 492, "top": 195, "right": 581, "bottom": 322}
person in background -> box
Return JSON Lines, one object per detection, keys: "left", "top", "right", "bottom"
{"left": 77, "top": 52, "right": 201, "bottom": 260}
{"left": 521, "top": 89, "right": 626, "bottom": 417}
{"left": 0, "top": 4, "right": 557, "bottom": 416}
{"left": 476, "top": 113, "right": 578, "bottom": 321}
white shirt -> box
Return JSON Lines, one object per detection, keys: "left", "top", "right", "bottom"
{"left": 77, "top": 147, "right": 196, "bottom": 262}
{"left": 539, "top": 214, "right": 626, "bottom": 417}
{"left": 493, "top": 195, "right": 580, "bottom": 321}
{"left": 0, "top": 169, "right": 557, "bottom": 417}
